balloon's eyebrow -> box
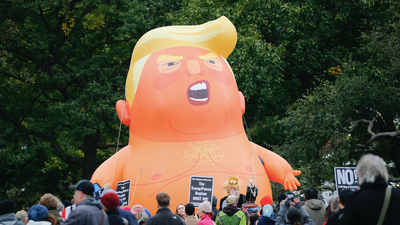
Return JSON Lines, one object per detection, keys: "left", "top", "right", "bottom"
{"left": 199, "top": 53, "right": 220, "bottom": 60}
{"left": 157, "top": 55, "right": 183, "bottom": 64}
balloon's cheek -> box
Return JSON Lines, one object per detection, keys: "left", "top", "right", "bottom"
{"left": 153, "top": 72, "right": 180, "bottom": 89}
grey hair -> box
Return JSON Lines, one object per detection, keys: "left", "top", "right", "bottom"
{"left": 329, "top": 197, "right": 339, "bottom": 213}
{"left": 54, "top": 195, "right": 65, "bottom": 211}
{"left": 280, "top": 200, "right": 286, "bottom": 208}
{"left": 137, "top": 211, "right": 149, "bottom": 223}
{"left": 357, "top": 154, "right": 389, "bottom": 185}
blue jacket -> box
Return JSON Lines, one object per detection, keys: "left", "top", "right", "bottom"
{"left": 258, "top": 215, "right": 276, "bottom": 225}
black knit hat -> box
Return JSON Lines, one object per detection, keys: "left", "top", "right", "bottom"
{"left": 69, "top": 180, "right": 94, "bottom": 196}
{"left": 0, "top": 199, "right": 14, "bottom": 215}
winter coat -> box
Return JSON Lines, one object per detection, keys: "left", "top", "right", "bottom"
{"left": 325, "top": 208, "right": 343, "bottom": 225}
{"left": 185, "top": 215, "right": 200, "bottom": 225}
{"left": 63, "top": 198, "right": 109, "bottom": 225}
{"left": 257, "top": 215, "right": 276, "bottom": 225}
{"left": 219, "top": 194, "right": 246, "bottom": 210}
{"left": 215, "top": 205, "right": 246, "bottom": 225}
{"left": 198, "top": 214, "right": 214, "bottom": 225}
{"left": 276, "top": 202, "right": 314, "bottom": 225}
{"left": 340, "top": 179, "right": 400, "bottom": 225}
{"left": 26, "top": 221, "right": 51, "bottom": 225}
{"left": 0, "top": 213, "right": 25, "bottom": 225}
{"left": 48, "top": 209, "right": 63, "bottom": 224}
{"left": 212, "top": 196, "right": 220, "bottom": 221}
{"left": 146, "top": 207, "right": 185, "bottom": 225}
{"left": 302, "top": 199, "right": 327, "bottom": 225}
{"left": 118, "top": 208, "right": 139, "bottom": 225}
{"left": 105, "top": 209, "right": 124, "bottom": 225}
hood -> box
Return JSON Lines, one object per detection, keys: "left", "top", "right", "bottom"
{"left": 305, "top": 199, "right": 325, "bottom": 210}
{"left": 360, "top": 179, "right": 388, "bottom": 191}
{"left": 212, "top": 196, "right": 218, "bottom": 206}
{"left": 78, "top": 198, "right": 104, "bottom": 209}
{"left": 0, "top": 213, "right": 19, "bottom": 225}
{"left": 222, "top": 205, "right": 239, "bottom": 216}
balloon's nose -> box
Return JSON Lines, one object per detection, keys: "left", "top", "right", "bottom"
{"left": 187, "top": 60, "right": 201, "bottom": 75}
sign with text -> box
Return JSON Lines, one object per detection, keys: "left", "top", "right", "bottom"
{"left": 116, "top": 180, "right": 131, "bottom": 206}
{"left": 334, "top": 167, "right": 358, "bottom": 195}
{"left": 189, "top": 176, "right": 214, "bottom": 207}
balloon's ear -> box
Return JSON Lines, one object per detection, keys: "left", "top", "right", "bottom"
{"left": 116, "top": 100, "right": 130, "bottom": 125}
{"left": 239, "top": 91, "right": 245, "bottom": 115}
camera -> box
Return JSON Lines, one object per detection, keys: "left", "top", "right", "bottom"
{"left": 287, "top": 192, "right": 294, "bottom": 202}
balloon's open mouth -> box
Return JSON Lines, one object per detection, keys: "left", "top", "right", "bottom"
{"left": 187, "top": 80, "right": 210, "bottom": 106}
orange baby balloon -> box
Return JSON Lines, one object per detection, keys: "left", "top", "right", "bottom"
{"left": 91, "top": 16, "right": 300, "bottom": 215}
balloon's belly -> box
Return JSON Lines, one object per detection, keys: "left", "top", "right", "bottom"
{"left": 110, "top": 140, "right": 272, "bottom": 214}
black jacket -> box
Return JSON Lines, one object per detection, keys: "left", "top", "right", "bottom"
{"left": 105, "top": 209, "right": 124, "bottom": 225}
{"left": 340, "top": 179, "right": 400, "bottom": 225}
{"left": 146, "top": 207, "right": 185, "bottom": 225}
{"left": 219, "top": 194, "right": 246, "bottom": 210}
{"left": 326, "top": 208, "right": 343, "bottom": 225}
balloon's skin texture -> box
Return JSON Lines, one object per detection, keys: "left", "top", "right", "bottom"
{"left": 91, "top": 16, "right": 300, "bottom": 214}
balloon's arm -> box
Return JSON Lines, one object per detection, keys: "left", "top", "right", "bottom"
{"left": 251, "top": 142, "right": 301, "bottom": 191}
{"left": 91, "top": 145, "right": 131, "bottom": 189}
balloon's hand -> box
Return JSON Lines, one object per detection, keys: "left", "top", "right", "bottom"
{"left": 283, "top": 170, "right": 301, "bottom": 191}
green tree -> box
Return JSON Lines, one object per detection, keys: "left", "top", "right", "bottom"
{"left": 277, "top": 17, "right": 400, "bottom": 188}
{"left": 0, "top": 0, "right": 183, "bottom": 182}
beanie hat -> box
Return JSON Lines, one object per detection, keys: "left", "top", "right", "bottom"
{"left": 16, "top": 210, "right": 28, "bottom": 220}
{"left": 68, "top": 180, "right": 94, "bottom": 196}
{"left": 100, "top": 188, "right": 117, "bottom": 197}
{"left": 131, "top": 204, "right": 145, "bottom": 215}
{"left": 0, "top": 199, "right": 14, "bottom": 215}
{"left": 144, "top": 208, "right": 152, "bottom": 218}
{"left": 277, "top": 193, "right": 287, "bottom": 204}
{"left": 226, "top": 195, "right": 238, "bottom": 205}
{"left": 101, "top": 192, "right": 120, "bottom": 210}
{"left": 262, "top": 204, "right": 273, "bottom": 217}
{"left": 28, "top": 205, "right": 49, "bottom": 221}
{"left": 198, "top": 201, "right": 212, "bottom": 213}
{"left": 287, "top": 207, "right": 302, "bottom": 224}
{"left": 39, "top": 193, "right": 58, "bottom": 210}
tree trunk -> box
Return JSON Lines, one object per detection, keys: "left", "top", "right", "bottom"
{"left": 82, "top": 131, "right": 101, "bottom": 179}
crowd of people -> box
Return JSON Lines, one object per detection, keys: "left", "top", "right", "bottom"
{"left": 1, "top": 154, "right": 399, "bottom": 225}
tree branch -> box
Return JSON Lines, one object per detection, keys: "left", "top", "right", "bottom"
{"left": 0, "top": 108, "right": 83, "bottom": 166}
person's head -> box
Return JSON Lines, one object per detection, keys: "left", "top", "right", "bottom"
{"left": 63, "top": 200, "right": 72, "bottom": 208}
{"left": 28, "top": 204, "right": 49, "bottom": 221}
{"left": 198, "top": 201, "right": 213, "bottom": 218}
{"left": 304, "top": 187, "right": 319, "bottom": 200}
{"left": 338, "top": 189, "right": 353, "bottom": 207}
{"left": 185, "top": 203, "right": 196, "bottom": 216}
{"left": 212, "top": 195, "right": 218, "bottom": 207}
{"left": 68, "top": 180, "right": 95, "bottom": 205}
{"left": 222, "top": 175, "right": 241, "bottom": 196}
{"left": 39, "top": 193, "right": 58, "bottom": 210}
{"left": 101, "top": 192, "right": 120, "bottom": 210}
{"left": 15, "top": 210, "right": 28, "bottom": 222}
{"left": 155, "top": 193, "right": 170, "bottom": 208}
{"left": 175, "top": 204, "right": 186, "bottom": 216}
{"left": 131, "top": 204, "right": 145, "bottom": 219}
{"left": 226, "top": 194, "right": 238, "bottom": 206}
{"left": 262, "top": 204, "right": 273, "bottom": 217}
{"left": 277, "top": 193, "right": 287, "bottom": 205}
{"left": 357, "top": 154, "right": 389, "bottom": 185}
{"left": 329, "top": 197, "right": 339, "bottom": 214}
{"left": 136, "top": 211, "right": 149, "bottom": 224}
{"left": 286, "top": 207, "right": 303, "bottom": 225}
{"left": 250, "top": 213, "right": 260, "bottom": 225}
{"left": 0, "top": 199, "right": 14, "bottom": 216}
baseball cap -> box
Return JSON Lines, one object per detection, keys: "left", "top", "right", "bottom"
{"left": 69, "top": 180, "right": 94, "bottom": 196}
